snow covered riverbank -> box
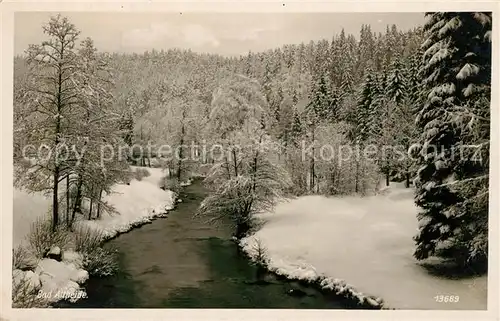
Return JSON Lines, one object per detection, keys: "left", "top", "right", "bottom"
{"left": 12, "top": 167, "right": 176, "bottom": 306}
{"left": 241, "top": 183, "right": 487, "bottom": 310}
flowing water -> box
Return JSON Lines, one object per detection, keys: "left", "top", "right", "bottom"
{"left": 59, "top": 180, "right": 348, "bottom": 308}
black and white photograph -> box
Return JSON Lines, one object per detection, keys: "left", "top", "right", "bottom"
{"left": 2, "top": 3, "right": 497, "bottom": 317}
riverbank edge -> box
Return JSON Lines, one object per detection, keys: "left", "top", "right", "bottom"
{"left": 68, "top": 191, "right": 180, "bottom": 304}
{"left": 51, "top": 175, "right": 198, "bottom": 306}
{"left": 237, "top": 238, "right": 388, "bottom": 310}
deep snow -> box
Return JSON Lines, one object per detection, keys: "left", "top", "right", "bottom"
{"left": 12, "top": 167, "right": 176, "bottom": 304}
{"left": 241, "top": 183, "right": 487, "bottom": 310}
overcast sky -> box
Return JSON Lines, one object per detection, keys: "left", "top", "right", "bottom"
{"left": 15, "top": 12, "right": 425, "bottom": 56}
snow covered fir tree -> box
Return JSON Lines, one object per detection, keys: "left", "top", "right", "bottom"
{"left": 413, "top": 12, "right": 491, "bottom": 269}
{"left": 10, "top": 12, "right": 492, "bottom": 310}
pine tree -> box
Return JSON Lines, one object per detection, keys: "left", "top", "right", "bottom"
{"left": 289, "top": 107, "right": 304, "bottom": 146}
{"left": 386, "top": 58, "right": 407, "bottom": 104}
{"left": 262, "top": 61, "right": 274, "bottom": 105}
{"left": 119, "top": 110, "right": 134, "bottom": 146}
{"left": 353, "top": 72, "right": 379, "bottom": 144}
{"left": 273, "top": 86, "right": 284, "bottom": 124}
{"left": 357, "top": 25, "right": 376, "bottom": 78}
{"left": 306, "top": 75, "right": 333, "bottom": 121}
{"left": 413, "top": 12, "right": 492, "bottom": 266}
{"left": 406, "top": 49, "right": 425, "bottom": 108}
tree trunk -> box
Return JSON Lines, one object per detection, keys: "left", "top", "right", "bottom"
{"left": 310, "top": 127, "right": 315, "bottom": 192}
{"left": 52, "top": 167, "right": 60, "bottom": 232}
{"left": 177, "top": 121, "right": 185, "bottom": 181}
{"left": 330, "top": 166, "right": 336, "bottom": 194}
{"left": 66, "top": 175, "right": 70, "bottom": 228}
{"left": 71, "top": 176, "right": 83, "bottom": 229}
{"left": 405, "top": 172, "right": 410, "bottom": 188}
{"left": 88, "top": 186, "right": 94, "bottom": 220}
{"left": 385, "top": 170, "right": 390, "bottom": 187}
{"left": 232, "top": 149, "right": 238, "bottom": 177}
{"left": 96, "top": 189, "right": 103, "bottom": 218}
{"left": 52, "top": 36, "right": 64, "bottom": 233}
{"left": 355, "top": 160, "right": 359, "bottom": 194}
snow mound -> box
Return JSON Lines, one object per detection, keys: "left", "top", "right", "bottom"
{"left": 28, "top": 258, "right": 89, "bottom": 303}
{"left": 241, "top": 183, "right": 487, "bottom": 310}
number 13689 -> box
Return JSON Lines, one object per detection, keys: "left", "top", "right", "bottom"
{"left": 435, "top": 295, "right": 460, "bottom": 303}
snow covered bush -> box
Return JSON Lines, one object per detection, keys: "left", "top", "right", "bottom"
{"left": 27, "top": 217, "right": 70, "bottom": 259}
{"left": 249, "top": 238, "right": 269, "bottom": 267}
{"left": 82, "top": 246, "right": 118, "bottom": 277}
{"left": 74, "top": 224, "right": 104, "bottom": 254}
{"left": 12, "top": 271, "right": 49, "bottom": 308}
{"left": 162, "top": 176, "right": 181, "bottom": 194}
{"left": 133, "top": 167, "right": 151, "bottom": 181}
{"left": 13, "top": 245, "right": 37, "bottom": 271}
{"left": 74, "top": 224, "right": 118, "bottom": 277}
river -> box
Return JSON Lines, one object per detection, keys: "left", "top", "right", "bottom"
{"left": 58, "top": 180, "right": 349, "bottom": 309}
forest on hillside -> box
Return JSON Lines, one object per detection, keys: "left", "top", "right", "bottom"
{"left": 13, "top": 11, "right": 491, "bottom": 287}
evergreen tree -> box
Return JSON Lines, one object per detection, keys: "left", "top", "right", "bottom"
{"left": 406, "top": 49, "right": 425, "bottom": 107}
{"left": 306, "top": 75, "right": 334, "bottom": 121}
{"left": 386, "top": 58, "right": 407, "bottom": 104}
{"left": 119, "top": 110, "right": 134, "bottom": 146}
{"left": 413, "top": 12, "right": 492, "bottom": 266}
{"left": 352, "top": 72, "right": 379, "bottom": 144}
{"left": 289, "top": 107, "right": 304, "bottom": 146}
{"left": 273, "top": 86, "right": 284, "bottom": 124}
{"left": 357, "top": 25, "right": 376, "bottom": 77}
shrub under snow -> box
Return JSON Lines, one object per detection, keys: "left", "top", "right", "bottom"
{"left": 73, "top": 225, "right": 118, "bottom": 277}
{"left": 27, "top": 217, "right": 70, "bottom": 259}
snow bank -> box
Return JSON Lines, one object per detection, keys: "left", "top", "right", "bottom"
{"left": 75, "top": 168, "right": 176, "bottom": 240}
{"left": 241, "top": 183, "right": 487, "bottom": 310}
{"left": 13, "top": 167, "right": 176, "bottom": 305}
{"left": 14, "top": 167, "right": 175, "bottom": 244}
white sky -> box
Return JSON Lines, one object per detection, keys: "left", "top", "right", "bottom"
{"left": 15, "top": 12, "right": 425, "bottom": 56}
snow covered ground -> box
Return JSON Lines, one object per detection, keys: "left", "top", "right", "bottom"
{"left": 14, "top": 167, "right": 175, "bottom": 246}
{"left": 12, "top": 167, "right": 176, "bottom": 305}
{"left": 13, "top": 251, "right": 90, "bottom": 305}
{"left": 74, "top": 167, "right": 176, "bottom": 240}
{"left": 241, "top": 183, "right": 487, "bottom": 310}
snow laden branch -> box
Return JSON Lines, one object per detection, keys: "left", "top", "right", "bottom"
{"left": 198, "top": 74, "right": 292, "bottom": 239}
